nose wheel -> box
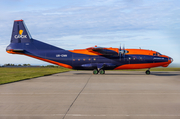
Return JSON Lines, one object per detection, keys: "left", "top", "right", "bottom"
{"left": 145, "top": 69, "right": 150, "bottom": 75}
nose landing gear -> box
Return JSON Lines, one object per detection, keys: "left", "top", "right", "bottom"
{"left": 145, "top": 68, "right": 150, "bottom": 75}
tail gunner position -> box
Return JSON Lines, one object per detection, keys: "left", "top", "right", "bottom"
{"left": 6, "top": 20, "right": 173, "bottom": 74}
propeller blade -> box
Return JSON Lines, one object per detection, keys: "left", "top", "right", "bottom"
{"left": 119, "top": 44, "right": 122, "bottom": 58}
{"left": 123, "top": 45, "right": 125, "bottom": 58}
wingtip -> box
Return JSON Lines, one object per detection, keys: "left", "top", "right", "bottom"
{"left": 14, "top": 19, "right": 23, "bottom": 22}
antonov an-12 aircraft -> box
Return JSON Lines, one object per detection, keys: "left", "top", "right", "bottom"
{"left": 6, "top": 20, "right": 173, "bottom": 74}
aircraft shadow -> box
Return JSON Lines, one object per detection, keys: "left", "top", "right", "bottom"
{"left": 100, "top": 73, "right": 147, "bottom": 76}
{"left": 73, "top": 71, "right": 180, "bottom": 76}
{"left": 150, "top": 72, "right": 180, "bottom": 76}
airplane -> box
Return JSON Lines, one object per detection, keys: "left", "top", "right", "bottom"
{"left": 6, "top": 20, "right": 173, "bottom": 74}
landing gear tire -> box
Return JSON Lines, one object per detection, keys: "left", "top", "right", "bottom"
{"left": 145, "top": 70, "right": 150, "bottom": 75}
{"left": 99, "top": 69, "right": 105, "bottom": 74}
{"left": 93, "top": 69, "right": 99, "bottom": 74}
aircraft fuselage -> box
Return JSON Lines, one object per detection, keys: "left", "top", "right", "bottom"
{"left": 6, "top": 20, "right": 173, "bottom": 74}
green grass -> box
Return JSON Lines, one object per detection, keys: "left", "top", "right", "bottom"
{"left": 0, "top": 67, "right": 71, "bottom": 85}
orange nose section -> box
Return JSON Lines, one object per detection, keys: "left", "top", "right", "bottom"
{"left": 162, "top": 57, "right": 173, "bottom": 67}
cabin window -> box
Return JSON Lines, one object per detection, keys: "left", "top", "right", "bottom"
{"left": 94, "top": 58, "right": 96, "bottom": 61}
{"left": 83, "top": 59, "right": 86, "bottom": 61}
{"left": 89, "top": 58, "right": 91, "bottom": 61}
{"left": 78, "top": 59, "right": 80, "bottom": 61}
{"left": 73, "top": 59, "right": 75, "bottom": 61}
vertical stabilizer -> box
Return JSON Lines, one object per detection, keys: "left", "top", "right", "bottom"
{"left": 11, "top": 20, "right": 32, "bottom": 43}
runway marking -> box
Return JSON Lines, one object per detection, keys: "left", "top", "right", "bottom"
{"left": 81, "top": 93, "right": 180, "bottom": 95}
{"left": 0, "top": 93, "right": 78, "bottom": 95}
{"left": 1, "top": 114, "right": 180, "bottom": 117}
{"left": 66, "top": 114, "right": 180, "bottom": 117}
{"left": 1, "top": 93, "right": 180, "bottom": 95}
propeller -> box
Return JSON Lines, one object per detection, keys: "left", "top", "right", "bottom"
{"left": 119, "top": 44, "right": 121, "bottom": 58}
{"left": 119, "top": 44, "right": 126, "bottom": 59}
{"left": 123, "top": 45, "right": 125, "bottom": 58}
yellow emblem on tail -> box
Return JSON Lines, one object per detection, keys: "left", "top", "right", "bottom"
{"left": 19, "top": 30, "right": 23, "bottom": 35}
{"left": 14, "top": 29, "right": 27, "bottom": 39}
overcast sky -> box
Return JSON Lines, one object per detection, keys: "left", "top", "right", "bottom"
{"left": 0, "top": 0, "right": 180, "bottom": 66}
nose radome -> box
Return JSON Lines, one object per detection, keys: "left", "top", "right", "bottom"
{"left": 169, "top": 57, "right": 173, "bottom": 63}
{"left": 171, "top": 58, "right": 173, "bottom": 62}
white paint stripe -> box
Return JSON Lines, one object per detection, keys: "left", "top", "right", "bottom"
{"left": 0, "top": 93, "right": 78, "bottom": 95}
{"left": 1, "top": 114, "right": 180, "bottom": 117}
{"left": 0, "top": 93, "right": 180, "bottom": 95}
{"left": 82, "top": 93, "right": 180, "bottom": 95}
{"left": 66, "top": 114, "right": 180, "bottom": 117}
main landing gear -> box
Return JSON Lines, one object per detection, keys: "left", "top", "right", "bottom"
{"left": 93, "top": 69, "right": 105, "bottom": 74}
{"left": 145, "top": 68, "right": 151, "bottom": 75}
{"left": 93, "top": 69, "right": 151, "bottom": 75}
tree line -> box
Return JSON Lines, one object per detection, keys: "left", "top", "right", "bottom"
{"left": 0, "top": 64, "right": 62, "bottom": 68}
{"left": 2, "top": 64, "right": 31, "bottom": 67}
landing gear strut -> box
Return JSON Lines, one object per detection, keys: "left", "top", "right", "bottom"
{"left": 145, "top": 69, "right": 150, "bottom": 75}
{"left": 93, "top": 69, "right": 105, "bottom": 74}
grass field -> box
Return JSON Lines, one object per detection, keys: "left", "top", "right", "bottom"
{"left": 0, "top": 67, "right": 180, "bottom": 85}
{"left": 0, "top": 67, "right": 71, "bottom": 85}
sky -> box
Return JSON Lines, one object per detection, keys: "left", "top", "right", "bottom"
{"left": 0, "top": 0, "right": 180, "bottom": 66}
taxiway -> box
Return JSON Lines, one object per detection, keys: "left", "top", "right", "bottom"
{"left": 0, "top": 71, "right": 180, "bottom": 119}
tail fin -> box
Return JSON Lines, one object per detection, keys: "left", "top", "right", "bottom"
{"left": 11, "top": 20, "right": 32, "bottom": 43}
{"left": 7, "top": 19, "right": 64, "bottom": 53}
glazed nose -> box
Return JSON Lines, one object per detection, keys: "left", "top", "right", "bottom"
{"left": 168, "top": 57, "right": 173, "bottom": 63}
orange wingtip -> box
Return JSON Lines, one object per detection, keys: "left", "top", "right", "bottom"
{"left": 14, "top": 19, "right": 23, "bottom": 22}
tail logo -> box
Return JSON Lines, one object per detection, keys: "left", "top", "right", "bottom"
{"left": 14, "top": 30, "right": 27, "bottom": 39}
{"left": 19, "top": 30, "right": 23, "bottom": 35}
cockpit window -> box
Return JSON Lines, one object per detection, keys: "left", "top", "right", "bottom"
{"left": 157, "top": 52, "right": 162, "bottom": 56}
{"left": 154, "top": 52, "right": 162, "bottom": 56}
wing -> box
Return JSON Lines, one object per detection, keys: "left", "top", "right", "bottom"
{"left": 86, "top": 46, "right": 119, "bottom": 56}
